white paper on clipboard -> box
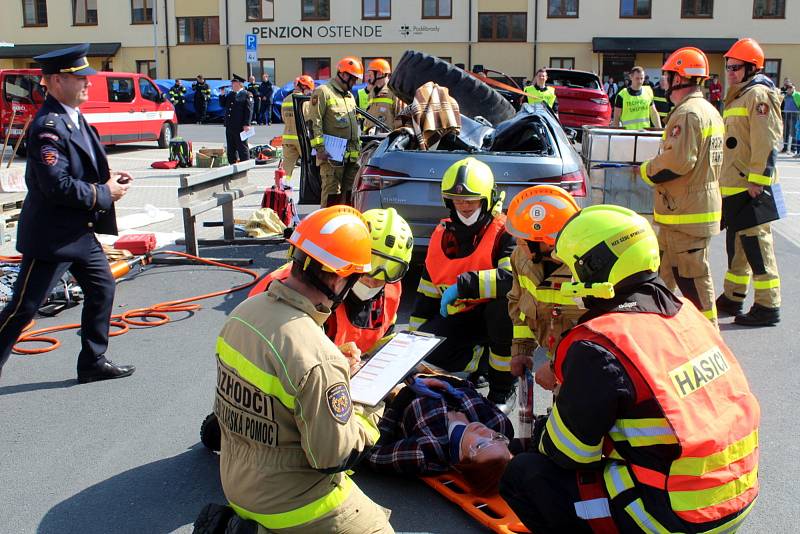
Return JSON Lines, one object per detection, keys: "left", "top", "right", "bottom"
{"left": 350, "top": 331, "right": 444, "bottom": 407}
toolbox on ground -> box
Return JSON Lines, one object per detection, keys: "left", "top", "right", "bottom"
{"left": 113, "top": 233, "right": 157, "bottom": 255}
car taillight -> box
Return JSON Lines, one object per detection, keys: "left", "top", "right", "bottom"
{"left": 357, "top": 166, "right": 408, "bottom": 192}
{"left": 590, "top": 97, "right": 609, "bottom": 105}
{"left": 561, "top": 169, "right": 587, "bottom": 197}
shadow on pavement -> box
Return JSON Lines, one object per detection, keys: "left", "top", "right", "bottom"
{"left": 38, "top": 445, "right": 224, "bottom": 534}
{"left": 0, "top": 379, "right": 76, "bottom": 396}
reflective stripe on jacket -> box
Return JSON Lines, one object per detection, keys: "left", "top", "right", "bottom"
{"left": 640, "top": 93, "right": 724, "bottom": 237}
{"left": 281, "top": 95, "right": 308, "bottom": 147}
{"left": 425, "top": 215, "right": 506, "bottom": 315}
{"left": 720, "top": 76, "right": 782, "bottom": 197}
{"left": 554, "top": 300, "right": 760, "bottom": 529}
{"left": 618, "top": 87, "right": 654, "bottom": 129}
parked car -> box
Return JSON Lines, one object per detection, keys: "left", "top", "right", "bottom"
{"left": 294, "top": 100, "right": 588, "bottom": 259}
{"left": 546, "top": 68, "right": 611, "bottom": 132}
{"left": 1, "top": 69, "right": 177, "bottom": 155}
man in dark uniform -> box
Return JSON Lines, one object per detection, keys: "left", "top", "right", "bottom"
{"left": 246, "top": 75, "right": 260, "bottom": 126}
{"left": 168, "top": 79, "right": 188, "bottom": 123}
{"left": 0, "top": 44, "right": 135, "bottom": 382}
{"left": 192, "top": 74, "right": 211, "bottom": 124}
{"left": 223, "top": 74, "right": 253, "bottom": 163}
{"left": 258, "top": 73, "right": 274, "bottom": 125}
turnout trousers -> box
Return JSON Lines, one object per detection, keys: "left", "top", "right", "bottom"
{"left": 657, "top": 227, "right": 717, "bottom": 324}
{"left": 724, "top": 222, "right": 781, "bottom": 308}
{"left": 280, "top": 144, "right": 301, "bottom": 182}
{"left": 419, "top": 298, "right": 515, "bottom": 396}
{"left": 0, "top": 239, "right": 114, "bottom": 372}
{"left": 320, "top": 160, "right": 358, "bottom": 207}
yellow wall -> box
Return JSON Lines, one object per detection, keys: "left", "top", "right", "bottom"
{"left": 478, "top": 0, "right": 528, "bottom": 11}
{"left": 472, "top": 43, "right": 533, "bottom": 77}
{"left": 536, "top": 43, "right": 598, "bottom": 74}
{"left": 174, "top": 0, "right": 219, "bottom": 17}
{"left": 169, "top": 45, "right": 228, "bottom": 79}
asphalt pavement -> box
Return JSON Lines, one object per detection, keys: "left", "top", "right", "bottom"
{"left": 0, "top": 126, "right": 798, "bottom": 533}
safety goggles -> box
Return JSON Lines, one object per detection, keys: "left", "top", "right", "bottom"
{"left": 725, "top": 64, "right": 745, "bottom": 72}
{"left": 369, "top": 250, "right": 409, "bottom": 283}
{"left": 467, "top": 424, "right": 510, "bottom": 459}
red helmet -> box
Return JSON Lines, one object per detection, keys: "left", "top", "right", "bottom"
{"left": 662, "top": 47, "right": 710, "bottom": 79}
{"left": 295, "top": 75, "right": 315, "bottom": 91}
{"left": 336, "top": 57, "right": 364, "bottom": 79}
{"left": 724, "top": 38, "right": 765, "bottom": 70}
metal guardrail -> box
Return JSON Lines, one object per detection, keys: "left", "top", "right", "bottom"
{"left": 780, "top": 110, "right": 800, "bottom": 153}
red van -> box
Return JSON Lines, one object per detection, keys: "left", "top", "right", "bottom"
{"left": 1, "top": 69, "right": 177, "bottom": 154}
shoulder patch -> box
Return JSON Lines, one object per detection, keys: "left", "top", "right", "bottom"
{"left": 670, "top": 125, "right": 682, "bottom": 138}
{"left": 38, "top": 132, "right": 60, "bottom": 142}
{"left": 756, "top": 102, "right": 769, "bottom": 116}
{"left": 41, "top": 145, "right": 59, "bottom": 166}
{"left": 326, "top": 383, "right": 352, "bottom": 424}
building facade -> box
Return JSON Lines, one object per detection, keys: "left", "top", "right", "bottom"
{"left": 1, "top": 0, "right": 797, "bottom": 88}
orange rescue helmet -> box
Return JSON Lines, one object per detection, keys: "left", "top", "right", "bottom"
{"left": 506, "top": 185, "right": 579, "bottom": 246}
{"left": 724, "top": 38, "right": 765, "bottom": 70}
{"left": 661, "top": 47, "right": 710, "bottom": 79}
{"left": 288, "top": 206, "right": 372, "bottom": 277}
{"left": 336, "top": 57, "right": 364, "bottom": 79}
{"left": 295, "top": 75, "right": 315, "bottom": 91}
{"left": 367, "top": 58, "right": 392, "bottom": 75}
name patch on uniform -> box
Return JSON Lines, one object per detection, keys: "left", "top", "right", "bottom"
{"left": 214, "top": 395, "right": 279, "bottom": 447}
{"left": 41, "top": 146, "right": 59, "bottom": 166}
{"left": 38, "top": 132, "right": 60, "bottom": 142}
{"left": 326, "top": 383, "right": 352, "bottom": 424}
{"left": 669, "top": 346, "right": 730, "bottom": 398}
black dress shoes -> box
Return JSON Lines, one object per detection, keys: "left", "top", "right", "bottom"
{"left": 77, "top": 360, "right": 136, "bottom": 384}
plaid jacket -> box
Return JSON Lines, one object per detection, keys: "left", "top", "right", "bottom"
{"left": 366, "top": 375, "right": 513, "bottom": 474}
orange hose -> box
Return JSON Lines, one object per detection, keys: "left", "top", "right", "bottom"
{"left": 11, "top": 250, "right": 260, "bottom": 355}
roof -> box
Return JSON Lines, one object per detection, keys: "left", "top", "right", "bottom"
{"left": 0, "top": 42, "right": 121, "bottom": 59}
{"left": 593, "top": 37, "right": 738, "bottom": 54}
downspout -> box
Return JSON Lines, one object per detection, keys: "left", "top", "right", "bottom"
{"left": 225, "top": 0, "right": 231, "bottom": 79}
{"left": 468, "top": 0, "right": 472, "bottom": 70}
{"left": 164, "top": 0, "right": 171, "bottom": 78}
{"left": 533, "top": 0, "right": 539, "bottom": 70}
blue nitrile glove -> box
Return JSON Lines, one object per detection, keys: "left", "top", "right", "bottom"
{"left": 440, "top": 284, "right": 459, "bottom": 317}
{"left": 409, "top": 377, "right": 443, "bottom": 399}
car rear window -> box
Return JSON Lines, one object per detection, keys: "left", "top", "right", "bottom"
{"left": 548, "top": 71, "right": 601, "bottom": 90}
{"left": 3, "top": 74, "right": 46, "bottom": 104}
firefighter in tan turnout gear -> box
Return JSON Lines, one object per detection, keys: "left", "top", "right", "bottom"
{"left": 307, "top": 57, "right": 363, "bottom": 207}
{"left": 213, "top": 206, "right": 393, "bottom": 533}
{"left": 716, "top": 38, "right": 783, "bottom": 326}
{"left": 640, "top": 47, "right": 724, "bottom": 325}
{"left": 279, "top": 75, "right": 315, "bottom": 183}
{"left": 362, "top": 59, "right": 403, "bottom": 134}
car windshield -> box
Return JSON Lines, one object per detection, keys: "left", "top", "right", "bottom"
{"left": 548, "top": 71, "right": 602, "bottom": 90}
{"left": 3, "top": 74, "right": 46, "bottom": 104}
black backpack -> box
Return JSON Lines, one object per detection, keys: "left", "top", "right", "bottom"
{"left": 169, "top": 137, "right": 193, "bottom": 168}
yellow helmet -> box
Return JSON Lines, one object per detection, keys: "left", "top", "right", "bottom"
{"left": 441, "top": 157, "right": 497, "bottom": 212}
{"left": 553, "top": 205, "right": 659, "bottom": 299}
{"left": 362, "top": 208, "right": 413, "bottom": 282}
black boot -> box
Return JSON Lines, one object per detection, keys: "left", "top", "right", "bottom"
{"left": 716, "top": 294, "right": 743, "bottom": 317}
{"left": 735, "top": 304, "right": 780, "bottom": 327}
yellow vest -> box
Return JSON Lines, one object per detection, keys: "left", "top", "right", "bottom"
{"left": 524, "top": 85, "right": 556, "bottom": 108}
{"left": 618, "top": 87, "right": 654, "bottom": 130}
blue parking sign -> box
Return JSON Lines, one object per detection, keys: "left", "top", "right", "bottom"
{"left": 245, "top": 34, "right": 258, "bottom": 63}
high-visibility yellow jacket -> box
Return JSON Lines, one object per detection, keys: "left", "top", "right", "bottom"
{"left": 618, "top": 86, "right": 654, "bottom": 129}
{"left": 216, "top": 281, "right": 383, "bottom": 531}
{"left": 640, "top": 91, "right": 724, "bottom": 237}
{"left": 719, "top": 74, "right": 783, "bottom": 197}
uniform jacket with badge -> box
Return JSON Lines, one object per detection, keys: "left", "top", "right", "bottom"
{"left": 280, "top": 93, "right": 309, "bottom": 148}
{"left": 507, "top": 247, "right": 583, "bottom": 360}
{"left": 18, "top": 95, "right": 116, "bottom": 261}
{"left": 640, "top": 92, "right": 724, "bottom": 237}
{"left": 307, "top": 77, "right": 360, "bottom": 156}
{"left": 215, "top": 281, "right": 383, "bottom": 519}
{"left": 223, "top": 89, "right": 253, "bottom": 131}
{"left": 364, "top": 85, "right": 403, "bottom": 132}
{"left": 720, "top": 74, "right": 782, "bottom": 196}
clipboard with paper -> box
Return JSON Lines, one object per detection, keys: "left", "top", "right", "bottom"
{"left": 311, "top": 134, "right": 347, "bottom": 162}
{"left": 350, "top": 331, "right": 445, "bottom": 407}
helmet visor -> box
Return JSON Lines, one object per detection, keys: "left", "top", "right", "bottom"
{"left": 369, "top": 250, "right": 409, "bottom": 283}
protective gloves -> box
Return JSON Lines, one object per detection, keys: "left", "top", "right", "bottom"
{"left": 439, "top": 284, "right": 459, "bottom": 317}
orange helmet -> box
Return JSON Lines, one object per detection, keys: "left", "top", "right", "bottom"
{"left": 725, "top": 38, "right": 765, "bottom": 70}
{"left": 506, "top": 185, "right": 579, "bottom": 246}
{"left": 662, "top": 47, "right": 710, "bottom": 79}
{"left": 295, "top": 75, "right": 315, "bottom": 91}
{"left": 336, "top": 57, "right": 364, "bottom": 79}
{"left": 367, "top": 58, "right": 392, "bottom": 75}
{"left": 288, "top": 206, "right": 372, "bottom": 277}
